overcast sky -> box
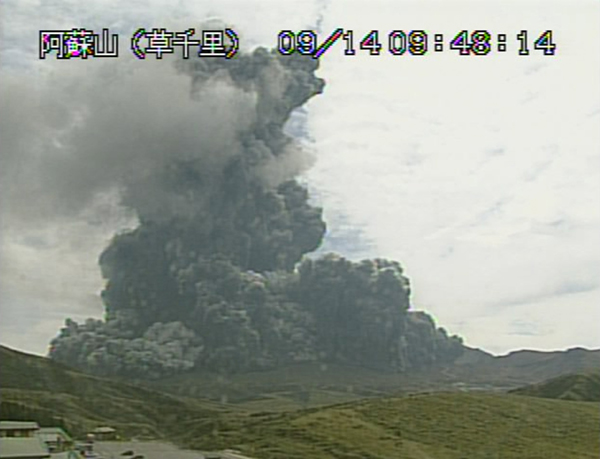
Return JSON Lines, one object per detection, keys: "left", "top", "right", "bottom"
{"left": 1, "top": 0, "right": 598, "bottom": 356}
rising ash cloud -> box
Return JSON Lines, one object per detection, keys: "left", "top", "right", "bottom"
{"left": 1, "top": 36, "right": 463, "bottom": 378}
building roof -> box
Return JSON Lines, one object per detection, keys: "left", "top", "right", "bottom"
{"left": 0, "top": 438, "right": 50, "bottom": 459}
{"left": 47, "top": 453, "right": 79, "bottom": 459}
{"left": 221, "top": 451, "right": 255, "bottom": 459}
{"left": 36, "top": 428, "right": 64, "bottom": 434}
{"left": 0, "top": 422, "right": 40, "bottom": 432}
{"left": 202, "top": 451, "right": 255, "bottom": 459}
{"left": 92, "top": 426, "right": 115, "bottom": 434}
{"left": 35, "top": 427, "right": 73, "bottom": 444}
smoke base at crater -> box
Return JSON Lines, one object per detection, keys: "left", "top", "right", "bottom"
{"left": 44, "top": 46, "right": 464, "bottom": 378}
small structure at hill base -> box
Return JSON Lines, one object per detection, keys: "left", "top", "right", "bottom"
{"left": 0, "top": 420, "right": 79, "bottom": 459}
{"left": 0, "top": 421, "right": 40, "bottom": 438}
{"left": 36, "top": 427, "right": 73, "bottom": 453}
{"left": 202, "top": 449, "right": 256, "bottom": 459}
{"left": 91, "top": 426, "right": 117, "bottom": 441}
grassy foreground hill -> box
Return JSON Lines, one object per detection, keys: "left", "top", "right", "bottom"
{"left": 206, "top": 393, "right": 599, "bottom": 459}
{"left": 0, "top": 345, "right": 236, "bottom": 440}
{"left": 1, "top": 344, "right": 599, "bottom": 458}
{"left": 509, "top": 370, "right": 600, "bottom": 402}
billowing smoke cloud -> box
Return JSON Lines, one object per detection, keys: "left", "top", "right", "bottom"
{"left": 1, "top": 43, "right": 318, "bottom": 227}
{"left": 1, "top": 26, "right": 463, "bottom": 377}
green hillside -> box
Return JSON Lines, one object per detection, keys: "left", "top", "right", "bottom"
{"left": 0, "top": 345, "right": 236, "bottom": 440}
{"left": 144, "top": 347, "right": 600, "bottom": 409}
{"left": 509, "top": 370, "right": 600, "bottom": 402}
{"left": 4, "top": 388, "right": 598, "bottom": 459}
{"left": 192, "top": 392, "right": 600, "bottom": 459}
{"left": 2, "top": 345, "right": 599, "bottom": 458}
{"left": 145, "top": 361, "right": 415, "bottom": 408}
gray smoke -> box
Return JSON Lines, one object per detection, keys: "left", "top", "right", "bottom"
{"left": 1, "top": 44, "right": 319, "bottom": 227}
{"left": 0, "top": 27, "right": 463, "bottom": 377}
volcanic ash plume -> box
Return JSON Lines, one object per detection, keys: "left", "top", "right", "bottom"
{"left": 47, "top": 48, "right": 463, "bottom": 378}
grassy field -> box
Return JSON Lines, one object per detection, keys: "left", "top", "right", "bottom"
{"left": 0, "top": 346, "right": 237, "bottom": 440}
{"left": 2, "top": 345, "right": 599, "bottom": 458}
{"left": 201, "top": 392, "right": 600, "bottom": 459}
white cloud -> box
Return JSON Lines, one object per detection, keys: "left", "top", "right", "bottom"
{"left": 307, "top": 0, "right": 600, "bottom": 353}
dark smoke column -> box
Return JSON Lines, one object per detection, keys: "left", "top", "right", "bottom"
{"left": 49, "top": 49, "right": 329, "bottom": 377}
{"left": 49, "top": 48, "right": 464, "bottom": 378}
{"left": 99, "top": 49, "right": 327, "bottom": 323}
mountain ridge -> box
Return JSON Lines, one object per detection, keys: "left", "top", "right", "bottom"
{"left": 509, "top": 369, "right": 600, "bottom": 402}
{"left": 2, "top": 343, "right": 599, "bottom": 402}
